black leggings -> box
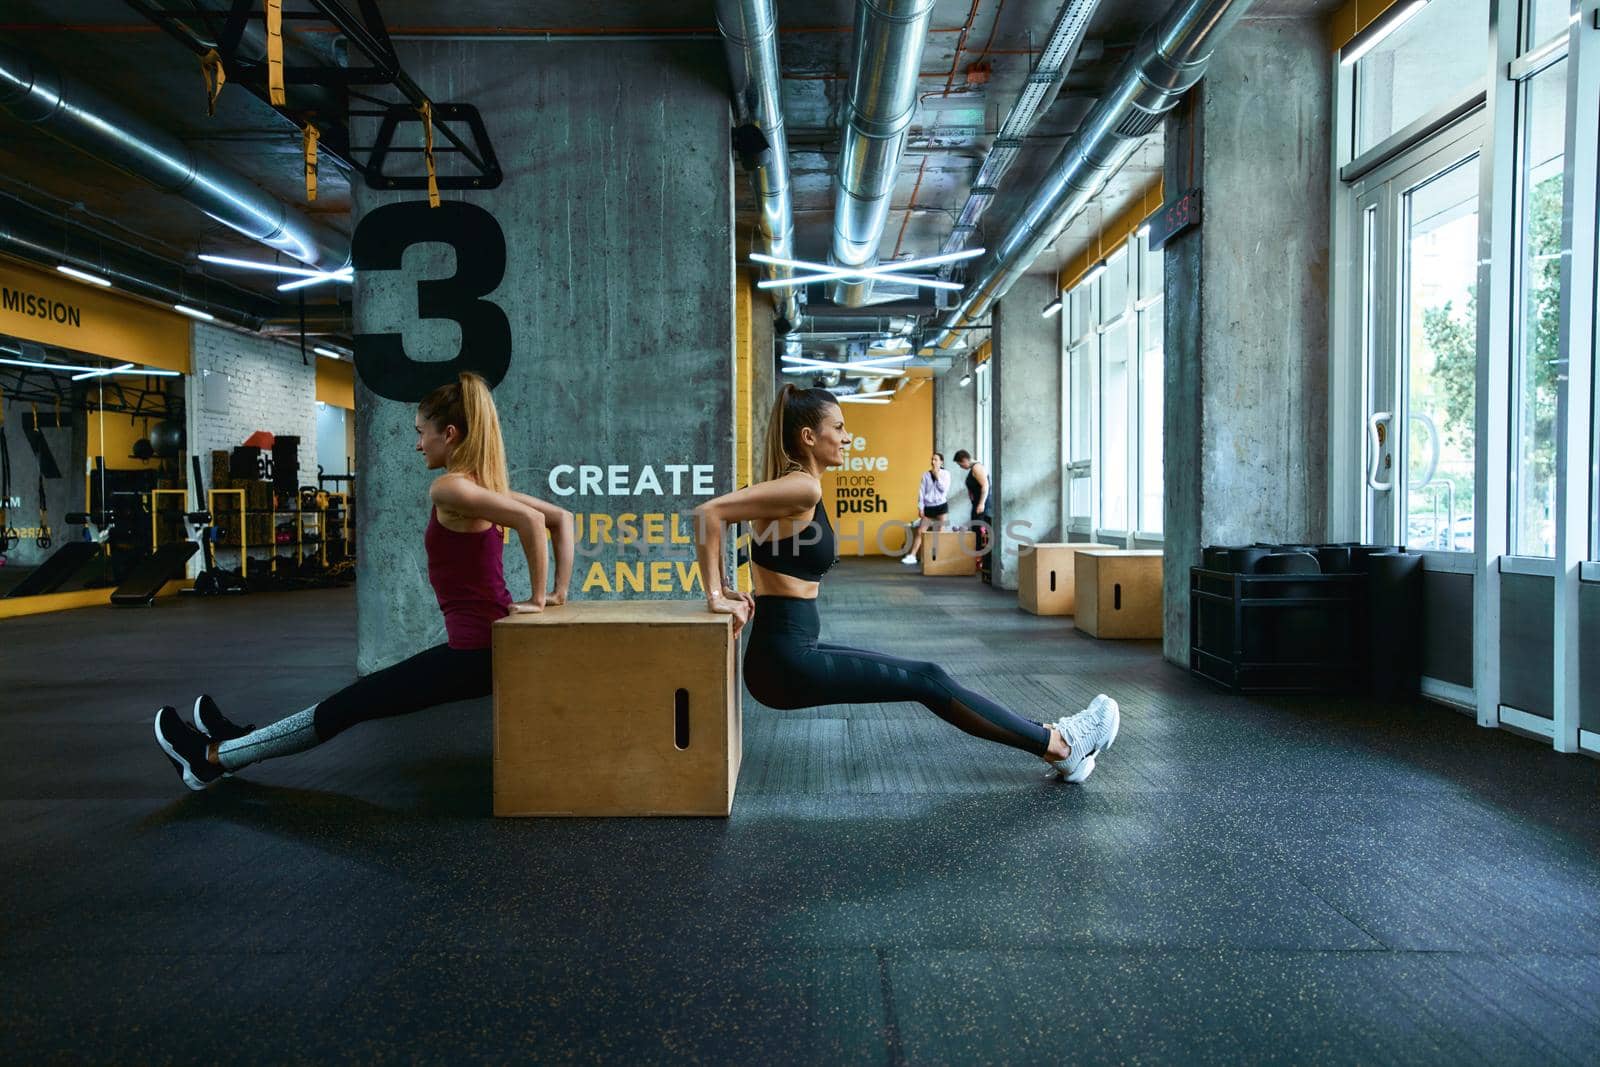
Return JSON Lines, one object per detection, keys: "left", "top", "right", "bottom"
{"left": 313, "top": 643, "right": 493, "bottom": 741}
{"left": 742, "top": 596, "right": 1050, "bottom": 756}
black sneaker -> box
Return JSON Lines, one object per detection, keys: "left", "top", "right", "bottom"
{"left": 191, "top": 694, "right": 254, "bottom": 742}
{"left": 154, "top": 706, "right": 224, "bottom": 791}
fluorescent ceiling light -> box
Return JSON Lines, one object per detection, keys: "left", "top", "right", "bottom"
{"left": 1042, "top": 299, "right": 1063, "bottom": 319}
{"left": 838, "top": 396, "right": 891, "bottom": 404}
{"left": 958, "top": 373, "right": 972, "bottom": 386}
{"left": 760, "top": 272, "right": 962, "bottom": 292}
{"left": 56, "top": 264, "right": 112, "bottom": 288}
{"left": 174, "top": 304, "right": 216, "bottom": 321}
{"left": 199, "top": 253, "right": 332, "bottom": 279}
{"left": 71, "top": 362, "right": 134, "bottom": 381}
{"left": 312, "top": 346, "right": 346, "bottom": 360}
{"left": 868, "top": 338, "right": 912, "bottom": 351}
{"left": 845, "top": 389, "right": 896, "bottom": 399}
{"left": 1339, "top": 0, "right": 1428, "bottom": 67}
{"left": 752, "top": 247, "right": 984, "bottom": 289}
{"left": 781, "top": 355, "right": 906, "bottom": 376}
{"left": 0, "top": 356, "right": 102, "bottom": 374}
{"left": 752, "top": 247, "right": 983, "bottom": 274}
{"left": 278, "top": 268, "right": 354, "bottom": 292}
{"left": 1080, "top": 261, "right": 1108, "bottom": 286}
{"left": 0, "top": 356, "right": 176, "bottom": 377}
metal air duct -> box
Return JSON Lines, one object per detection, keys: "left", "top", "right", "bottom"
{"left": 829, "top": 0, "right": 937, "bottom": 306}
{"left": 716, "top": 0, "right": 801, "bottom": 332}
{"left": 0, "top": 40, "right": 349, "bottom": 270}
{"left": 928, "top": 0, "right": 1253, "bottom": 348}
{"left": 0, "top": 193, "right": 280, "bottom": 329}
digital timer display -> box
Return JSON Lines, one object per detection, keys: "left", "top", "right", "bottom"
{"left": 1146, "top": 188, "right": 1202, "bottom": 252}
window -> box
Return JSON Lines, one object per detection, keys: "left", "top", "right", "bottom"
{"left": 1100, "top": 316, "right": 1130, "bottom": 531}
{"left": 1403, "top": 156, "right": 1479, "bottom": 552}
{"left": 1353, "top": 0, "right": 1490, "bottom": 157}
{"left": 1060, "top": 233, "right": 1163, "bottom": 542}
{"left": 1524, "top": 0, "right": 1572, "bottom": 52}
{"left": 1511, "top": 57, "right": 1566, "bottom": 556}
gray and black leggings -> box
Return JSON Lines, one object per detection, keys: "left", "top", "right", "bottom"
{"left": 215, "top": 644, "right": 492, "bottom": 772}
{"left": 742, "top": 595, "right": 1050, "bottom": 756}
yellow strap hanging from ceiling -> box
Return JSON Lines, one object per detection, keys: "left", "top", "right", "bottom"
{"left": 200, "top": 48, "right": 226, "bottom": 116}
{"left": 266, "top": 0, "right": 285, "bottom": 106}
{"left": 302, "top": 122, "right": 320, "bottom": 202}
{"left": 418, "top": 99, "right": 440, "bottom": 208}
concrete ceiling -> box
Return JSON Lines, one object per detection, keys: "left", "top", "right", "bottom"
{"left": 0, "top": 0, "right": 1344, "bottom": 340}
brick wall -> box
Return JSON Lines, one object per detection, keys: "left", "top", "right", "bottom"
{"left": 187, "top": 322, "right": 317, "bottom": 492}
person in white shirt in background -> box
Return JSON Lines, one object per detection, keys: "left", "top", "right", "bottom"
{"left": 901, "top": 451, "right": 952, "bottom": 564}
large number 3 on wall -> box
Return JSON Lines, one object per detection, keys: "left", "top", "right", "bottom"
{"left": 351, "top": 201, "right": 512, "bottom": 401}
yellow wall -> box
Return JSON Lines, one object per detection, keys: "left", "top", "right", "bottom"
{"left": 1327, "top": 0, "right": 1406, "bottom": 49}
{"left": 822, "top": 379, "right": 934, "bottom": 557}
{"left": 315, "top": 355, "right": 354, "bottom": 409}
{"left": 734, "top": 276, "right": 753, "bottom": 590}
{"left": 0, "top": 255, "right": 190, "bottom": 373}
{"left": 1059, "top": 179, "right": 1166, "bottom": 294}
{"left": 85, "top": 408, "right": 163, "bottom": 472}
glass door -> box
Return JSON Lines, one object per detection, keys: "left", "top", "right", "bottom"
{"left": 1355, "top": 128, "right": 1483, "bottom": 552}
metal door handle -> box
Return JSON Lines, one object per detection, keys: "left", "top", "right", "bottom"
{"left": 1367, "top": 411, "right": 1393, "bottom": 491}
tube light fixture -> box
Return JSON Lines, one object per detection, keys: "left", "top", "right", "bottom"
{"left": 843, "top": 389, "right": 896, "bottom": 399}
{"left": 1080, "top": 260, "right": 1109, "bottom": 286}
{"left": 199, "top": 253, "right": 334, "bottom": 279}
{"left": 0, "top": 356, "right": 101, "bottom": 374}
{"left": 1042, "top": 298, "right": 1063, "bottom": 319}
{"left": 751, "top": 247, "right": 984, "bottom": 275}
{"left": 838, "top": 396, "right": 891, "bottom": 404}
{"left": 759, "top": 272, "right": 962, "bottom": 292}
{"left": 71, "top": 362, "right": 134, "bottom": 382}
{"left": 312, "top": 346, "right": 346, "bottom": 360}
{"left": 56, "top": 264, "right": 112, "bottom": 288}
{"left": 278, "top": 268, "right": 354, "bottom": 293}
{"left": 1339, "top": 0, "right": 1428, "bottom": 67}
{"left": 781, "top": 355, "right": 906, "bottom": 376}
{"left": 173, "top": 304, "right": 216, "bottom": 321}
{"left": 958, "top": 373, "right": 972, "bottom": 387}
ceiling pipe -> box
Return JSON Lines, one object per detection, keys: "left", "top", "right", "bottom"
{"left": 934, "top": 0, "right": 1103, "bottom": 274}
{"left": 716, "top": 0, "right": 801, "bottom": 333}
{"left": 0, "top": 39, "right": 349, "bottom": 270}
{"left": 0, "top": 192, "right": 281, "bottom": 329}
{"left": 928, "top": 0, "right": 1254, "bottom": 349}
{"left": 829, "top": 0, "right": 937, "bottom": 306}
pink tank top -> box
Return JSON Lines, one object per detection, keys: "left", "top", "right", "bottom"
{"left": 425, "top": 507, "right": 513, "bottom": 649}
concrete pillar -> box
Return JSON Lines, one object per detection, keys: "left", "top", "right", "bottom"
{"left": 353, "top": 42, "right": 734, "bottom": 671}
{"left": 934, "top": 372, "right": 976, "bottom": 526}
{"left": 1161, "top": 17, "right": 1331, "bottom": 663}
{"left": 991, "top": 271, "right": 1062, "bottom": 590}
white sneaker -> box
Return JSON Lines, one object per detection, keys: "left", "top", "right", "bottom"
{"left": 900, "top": 553, "right": 918, "bottom": 564}
{"left": 1050, "top": 694, "right": 1119, "bottom": 783}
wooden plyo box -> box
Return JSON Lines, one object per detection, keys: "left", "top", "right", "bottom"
{"left": 492, "top": 600, "right": 739, "bottom": 817}
{"left": 1074, "top": 549, "right": 1164, "bottom": 639}
{"left": 1017, "top": 542, "right": 1114, "bottom": 615}
{"left": 921, "top": 529, "right": 978, "bottom": 576}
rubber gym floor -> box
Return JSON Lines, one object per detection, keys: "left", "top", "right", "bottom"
{"left": 4, "top": 558, "right": 1599, "bottom": 1063}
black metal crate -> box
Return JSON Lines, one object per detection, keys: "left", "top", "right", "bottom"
{"left": 1189, "top": 566, "right": 1366, "bottom": 694}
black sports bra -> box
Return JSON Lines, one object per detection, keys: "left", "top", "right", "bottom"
{"left": 747, "top": 501, "right": 837, "bottom": 582}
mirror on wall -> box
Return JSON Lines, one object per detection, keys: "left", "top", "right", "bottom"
{"left": 0, "top": 334, "right": 187, "bottom": 599}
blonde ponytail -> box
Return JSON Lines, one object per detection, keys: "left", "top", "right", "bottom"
{"left": 418, "top": 371, "right": 509, "bottom": 494}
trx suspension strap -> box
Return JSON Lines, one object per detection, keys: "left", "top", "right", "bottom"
{"left": 200, "top": 48, "right": 226, "bottom": 116}
{"left": 303, "top": 122, "right": 319, "bottom": 202}
{"left": 266, "top": 0, "right": 285, "bottom": 106}
{"left": 418, "top": 99, "right": 439, "bottom": 208}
